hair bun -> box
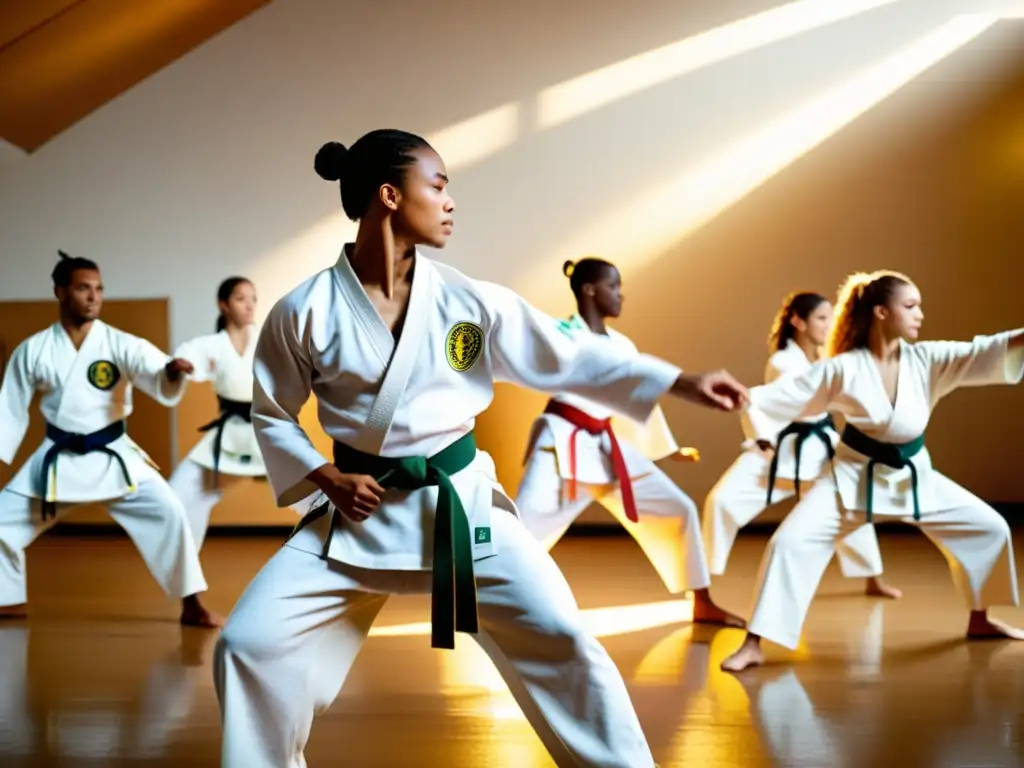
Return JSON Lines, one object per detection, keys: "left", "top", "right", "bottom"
{"left": 562, "top": 260, "right": 575, "bottom": 277}
{"left": 314, "top": 141, "right": 348, "bottom": 182}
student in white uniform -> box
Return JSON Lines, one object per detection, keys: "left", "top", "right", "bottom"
{"left": 703, "top": 290, "right": 900, "bottom": 599}
{"left": 169, "top": 277, "right": 263, "bottom": 547}
{"left": 212, "top": 130, "right": 750, "bottom": 768}
{"left": 0, "top": 253, "right": 219, "bottom": 627}
{"left": 721, "top": 270, "right": 1023, "bottom": 673}
{"left": 516, "top": 257, "right": 744, "bottom": 627}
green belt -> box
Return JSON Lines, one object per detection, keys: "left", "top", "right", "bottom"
{"left": 291, "top": 431, "right": 480, "bottom": 650}
{"left": 840, "top": 424, "right": 925, "bottom": 522}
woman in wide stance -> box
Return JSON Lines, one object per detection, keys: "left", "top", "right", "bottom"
{"left": 170, "top": 277, "right": 264, "bottom": 547}
{"left": 703, "top": 290, "right": 900, "bottom": 599}
{"left": 212, "top": 129, "right": 749, "bottom": 768}
{"left": 721, "top": 270, "right": 1023, "bottom": 673}
{"left": 516, "top": 257, "right": 743, "bottom": 626}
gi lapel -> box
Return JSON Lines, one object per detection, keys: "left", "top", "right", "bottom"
{"left": 53, "top": 321, "right": 103, "bottom": 418}
{"left": 353, "top": 254, "right": 434, "bottom": 454}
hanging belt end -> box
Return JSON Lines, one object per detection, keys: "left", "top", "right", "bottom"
{"left": 431, "top": 628, "right": 457, "bottom": 650}
{"left": 566, "top": 478, "right": 578, "bottom": 503}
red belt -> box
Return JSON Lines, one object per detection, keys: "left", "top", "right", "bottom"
{"left": 544, "top": 399, "right": 638, "bottom": 523}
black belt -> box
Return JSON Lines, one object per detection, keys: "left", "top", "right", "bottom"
{"left": 766, "top": 414, "right": 835, "bottom": 505}
{"left": 197, "top": 396, "right": 253, "bottom": 483}
{"left": 41, "top": 421, "right": 132, "bottom": 521}
{"left": 841, "top": 424, "right": 924, "bottom": 521}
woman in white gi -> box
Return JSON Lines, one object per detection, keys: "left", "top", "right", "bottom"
{"left": 0, "top": 253, "right": 219, "bottom": 627}
{"left": 213, "top": 130, "right": 750, "bottom": 768}
{"left": 703, "top": 290, "right": 900, "bottom": 599}
{"left": 169, "top": 277, "right": 263, "bottom": 547}
{"left": 516, "top": 256, "right": 744, "bottom": 627}
{"left": 720, "top": 270, "right": 1023, "bottom": 673}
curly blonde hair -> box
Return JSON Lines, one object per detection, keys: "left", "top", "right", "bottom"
{"left": 826, "top": 270, "right": 913, "bottom": 357}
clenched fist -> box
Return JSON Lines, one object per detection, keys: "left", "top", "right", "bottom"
{"left": 307, "top": 464, "right": 386, "bottom": 522}
{"left": 164, "top": 357, "right": 195, "bottom": 381}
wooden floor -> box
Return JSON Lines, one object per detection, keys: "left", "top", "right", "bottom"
{"left": 3, "top": 529, "right": 1024, "bottom": 767}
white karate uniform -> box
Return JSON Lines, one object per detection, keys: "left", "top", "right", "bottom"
{"left": 0, "top": 321, "right": 207, "bottom": 607}
{"left": 702, "top": 340, "right": 884, "bottom": 577}
{"left": 168, "top": 325, "right": 265, "bottom": 546}
{"left": 741, "top": 332, "right": 1023, "bottom": 650}
{"left": 515, "top": 314, "right": 708, "bottom": 594}
{"left": 214, "top": 249, "right": 682, "bottom": 768}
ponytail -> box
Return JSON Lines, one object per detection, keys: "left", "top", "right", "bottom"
{"left": 826, "top": 270, "right": 912, "bottom": 357}
{"left": 767, "top": 291, "right": 828, "bottom": 352}
{"left": 215, "top": 276, "right": 252, "bottom": 333}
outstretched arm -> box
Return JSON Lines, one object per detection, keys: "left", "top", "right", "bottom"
{"left": 121, "top": 333, "right": 191, "bottom": 407}
{"left": 486, "top": 284, "right": 747, "bottom": 421}
{"left": 925, "top": 329, "right": 1024, "bottom": 401}
{"left": 744, "top": 358, "right": 843, "bottom": 443}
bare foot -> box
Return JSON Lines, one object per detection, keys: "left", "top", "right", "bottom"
{"left": 0, "top": 604, "right": 28, "bottom": 619}
{"left": 692, "top": 589, "right": 747, "bottom": 628}
{"left": 967, "top": 611, "right": 1024, "bottom": 640}
{"left": 180, "top": 595, "right": 224, "bottom": 629}
{"left": 865, "top": 577, "right": 902, "bottom": 600}
{"left": 720, "top": 635, "right": 765, "bottom": 673}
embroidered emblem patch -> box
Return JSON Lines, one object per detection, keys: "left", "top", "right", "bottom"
{"left": 445, "top": 322, "right": 483, "bottom": 373}
{"left": 555, "top": 315, "right": 584, "bottom": 339}
{"left": 87, "top": 360, "right": 121, "bottom": 391}
{"left": 474, "top": 526, "right": 491, "bottom": 544}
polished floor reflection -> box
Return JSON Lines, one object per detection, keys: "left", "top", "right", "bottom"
{"left": 2, "top": 529, "right": 1023, "bottom": 766}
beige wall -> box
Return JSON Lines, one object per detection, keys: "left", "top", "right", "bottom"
{"left": 480, "top": 22, "right": 1024, "bottom": 519}
{"left": 1, "top": 2, "right": 1021, "bottom": 527}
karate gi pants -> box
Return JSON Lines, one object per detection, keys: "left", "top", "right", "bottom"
{"left": 702, "top": 450, "right": 885, "bottom": 577}
{"left": 0, "top": 472, "right": 208, "bottom": 607}
{"left": 213, "top": 507, "right": 655, "bottom": 768}
{"left": 515, "top": 446, "right": 709, "bottom": 595}
{"left": 746, "top": 480, "right": 1019, "bottom": 650}
{"left": 168, "top": 459, "right": 266, "bottom": 549}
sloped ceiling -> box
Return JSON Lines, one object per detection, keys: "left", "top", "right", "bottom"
{"left": 0, "top": 0, "right": 274, "bottom": 152}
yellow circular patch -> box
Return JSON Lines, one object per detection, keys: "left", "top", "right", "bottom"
{"left": 87, "top": 360, "right": 121, "bottom": 391}
{"left": 445, "top": 322, "right": 483, "bottom": 373}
